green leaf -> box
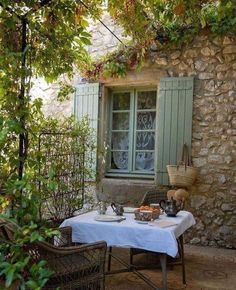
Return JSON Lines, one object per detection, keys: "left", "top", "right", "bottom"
{"left": 30, "top": 231, "right": 43, "bottom": 242}
{"left": 80, "top": 37, "right": 92, "bottom": 45}
{"left": 26, "top": 280, "right": 38, "bottom": 289}
{"left": 6, "top": 267, "right": 15, "bottom": 287}
{"left": 80, "top": 18, "right": 89, "bottom": 28}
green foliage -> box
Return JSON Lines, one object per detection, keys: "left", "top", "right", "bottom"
{"left": 0, "top": 217, "right": 58, "bottom": 289}
{"left": 57, "top": 81, "right": 75, "bottom": 102}
{"left": 84, "top": 43, "right": 147, "bottom": 80}
{"left": 107, "top": 0, "right": 236, "bottom": 43}
{"left": 85, "top": 0, "right": 236, "bottom": 79}
{"left": 0, "top": 1, "right": 101, "bottom": 288}
{"left": 37, "top": 116, "right": 96, "bottom": 223}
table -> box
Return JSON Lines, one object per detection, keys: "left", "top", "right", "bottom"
{"left": 60, "top": 209, "right": 195, "bottom": 289}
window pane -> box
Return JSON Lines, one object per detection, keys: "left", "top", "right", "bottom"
{"left": 135, "top": 152, "right": 154, "bottom": 171}
{"left": 113, "top": 93, "right": 130, "bottom": 110}
{"left": 137, "top": 112, "right": 156, "bottom": 130}
{"left": 111, "top": 151, "right": 128, "bottom": 170}
{"left": 113, "top": 112, "right": 129, "bottom": 130}
{"left": 136, "top": 132, "right": 155, "bottom": 150}
{"left": 112, "top": 132, "right": 129, "bottom": 150}
{"left": 137, "top": 91, "right": 156, "bottom": 109}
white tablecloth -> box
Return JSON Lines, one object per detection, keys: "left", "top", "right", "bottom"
{"left": 60, "top": 209, "right": 195, "bottom": 258}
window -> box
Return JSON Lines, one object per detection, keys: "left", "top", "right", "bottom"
{"left": 74, "top": 77, "right": 194, "bottom": 185}
{"left": 107, "top": 89, "right": 157, "bottom": 177}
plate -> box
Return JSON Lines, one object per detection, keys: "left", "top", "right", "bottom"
{"left": 94, "top": 215, "right": 125, "bottom": 222}
{"left": 123, "top": 207, "right": 139, "bottom": 213}
{"left": 134, "top": 219, "right": 149, "bottom": 224}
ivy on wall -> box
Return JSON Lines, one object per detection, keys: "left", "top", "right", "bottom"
{"left": 83, "top": 0, "right": 236, "bottom": 79}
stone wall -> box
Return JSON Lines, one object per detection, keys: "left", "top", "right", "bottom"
{"left": 164, "top": 36, "right": 236, "bottom": 247}
{"left": 145, "top": 34, "right": 236, "bottom": 248}
{"left": 87, "top": 12, "right": 125, "bottom": 58}
{"left": 98, "top": 33, "right": 236, "bottom": 249}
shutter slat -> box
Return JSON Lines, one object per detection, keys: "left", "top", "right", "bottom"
{"left": 184, "top": 82, "right": 194, "bottom": 146}
{"left": 170, "top": 89, "right": 178, "bottom": 165}
{"left": 177, "top": 88, "right": 186, "bottom": 160}
{"left": 156, "top": 77, "right": 194, "bottom": 185}
{"left": 156, "top": 90, "right": 165, "bottom": 181}
{"left": 162, "top": 90, "right": 172, "bottom": 184}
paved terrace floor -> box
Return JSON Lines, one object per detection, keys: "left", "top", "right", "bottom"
{"left": 105, "top": 245, "right": 236, "bottom": 290}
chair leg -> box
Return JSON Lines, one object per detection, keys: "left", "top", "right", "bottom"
{"left": 159, "top": 253, "right": 167, "bottom": 290}
{"left": 179, "top": 235, "right": 186, "bottom": 285}
{"left": 130, "top": 248, "right": 134, "bottom": 266}
{"left": 108, "top": 246, "right": 112, "bottom": 272}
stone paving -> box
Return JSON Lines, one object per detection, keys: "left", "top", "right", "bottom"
{"left": 105, "top": 245, "right": 236, "bottom": 290}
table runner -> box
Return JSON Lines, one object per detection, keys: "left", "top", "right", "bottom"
{"left": 60, "top": 209, "right": 195, "bottom": 257}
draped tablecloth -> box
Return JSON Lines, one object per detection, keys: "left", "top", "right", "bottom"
{"left": 60, "top": 209, "right": 195, "bottom": 258}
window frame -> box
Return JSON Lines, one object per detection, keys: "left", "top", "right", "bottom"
{"left": 106, "top": 86, "right": 158, "bottom": 179}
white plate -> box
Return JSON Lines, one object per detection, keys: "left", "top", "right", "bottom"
{"left": 123, "top": 207, "right": 139, "bottom": 213}
{"left": 94, "top": 215, "right": 125, "bottom": 222}
{"left": 135, "top": 219, "right": 149, "bottom": 224}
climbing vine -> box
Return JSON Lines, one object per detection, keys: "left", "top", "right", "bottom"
{"left": 84, "top": 0, "right": 236, "bottom": 79}
{"left": 0, "top": 1, "right": 101, "bottom": 288}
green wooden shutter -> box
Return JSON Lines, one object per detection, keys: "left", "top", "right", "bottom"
{"left": 156, "top": 77, "right": 194, "bottom": 185}
{"left": 74, "top": 83, "right": 99, "bottom": 181}
{"left": 74, "top": 83, "right": 99, "bottom": 132}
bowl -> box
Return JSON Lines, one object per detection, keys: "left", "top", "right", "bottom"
{"left": 134, "top": 208, "right": 160, "bottom": 221}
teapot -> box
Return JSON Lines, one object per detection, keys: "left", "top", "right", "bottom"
{"left": 111, "top": 202, "right": 124, "bottom": 216}
{"left": 159, "top": 197, "right": 183, "bottom": 217}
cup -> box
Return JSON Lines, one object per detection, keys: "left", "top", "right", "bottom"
{"left": 97, "top": 202, "right": 107, "bottom": 215}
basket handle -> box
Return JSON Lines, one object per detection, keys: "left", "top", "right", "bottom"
{"left": 179, "top": 143, "right": 192, "bottom": 167}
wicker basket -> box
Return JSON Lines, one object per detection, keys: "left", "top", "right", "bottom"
{"left": 167, "top": 143, "right": 198, "bottom": 188}
{"left": 167, "top": 165, "right": 198, "bottom": 188}
{"left": 134, "top": 209, "right": 160, "bottom": 221}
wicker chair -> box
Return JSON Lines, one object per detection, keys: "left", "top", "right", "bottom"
{"left": 140, "top": 189, "right": 168, "bottom": 207}
{"left": 129, "top": 189, "right": 186, "bottom": 284}
{"left": 0, "top": 219, "right": 107, "bottom": 290}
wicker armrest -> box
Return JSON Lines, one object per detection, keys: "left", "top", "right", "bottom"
{"left": 28, "top": 240, "right": 107, "bottom": 290}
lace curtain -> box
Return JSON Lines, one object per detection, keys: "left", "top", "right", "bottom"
{"left": 113, "top": 111, "right": 155, "bottom": 171}
{"left": 112, "top": 91, "right": 156, "bottom": 171}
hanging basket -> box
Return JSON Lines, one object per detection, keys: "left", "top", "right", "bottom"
{"left": 167, "top": 144, "right": 198, "bottom": 188}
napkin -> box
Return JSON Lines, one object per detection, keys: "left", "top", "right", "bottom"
{"left": 148, "top": 220, "right": 178, "bottom": 228}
